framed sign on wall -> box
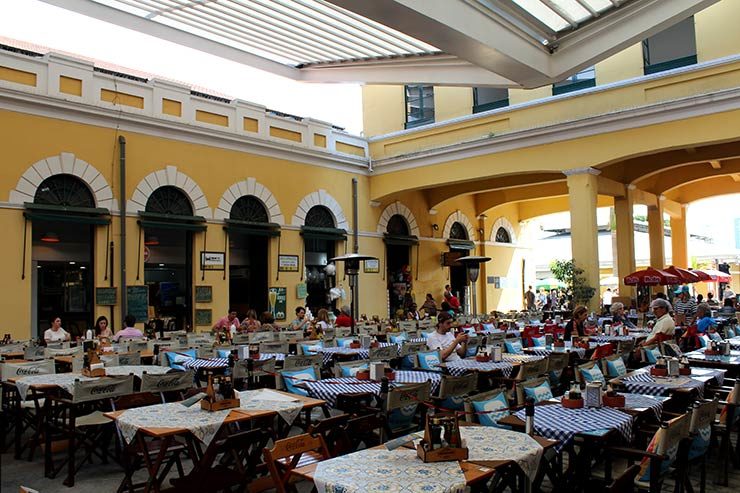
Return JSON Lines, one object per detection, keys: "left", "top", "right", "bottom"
{"left": 200, "top": 251, "right": 225, "bottom": 271}
{"left": 278, "top": 255, "right": 299, "bottom": 272}
{"left": 194, "top": 286, "right": 212, "bottom": 303}
{"left": 364, "top": 259, "right": 380, "bottom": 273}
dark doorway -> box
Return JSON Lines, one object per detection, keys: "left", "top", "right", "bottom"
{"left": 448, "top": 221, "right": 470, "bottom": 311}
{"left": 304, "top": 206, "right": 337, "bottom": 314}
{"left": 229, "top": 196, "right": 270, "bottom": 316}
{"left": 386, "top": 214, "right": 412, "bottom": 318}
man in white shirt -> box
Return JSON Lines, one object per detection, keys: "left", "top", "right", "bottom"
{"left": 602, "top": 288, "right": 614, "bottom": 314}
{"left": 425, "top": 312, "right": 468, "bottom": 362}
{"left": 643, "top": 298, "right": 675, "bottom": 346}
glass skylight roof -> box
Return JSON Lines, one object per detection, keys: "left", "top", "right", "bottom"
{"left": 510, "top": 0, "right": 619, "bottom": 33}
{"left": 91, "top": 0, "right": 441, "bottom": 66}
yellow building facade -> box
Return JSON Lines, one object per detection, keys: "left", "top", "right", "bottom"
{"left": 1, "top": 1, "right": 739, "bottom": 340}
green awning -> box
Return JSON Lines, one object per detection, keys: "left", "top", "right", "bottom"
{"left": 224, "top": 219, "right": 281, "bottom": 237}
{"left": 447, "top": 239, "right": 475, "bottom": 251}
{"left": 301, "top": 226, "right": 347, "bottom": 241}
{"left": 138, "top": 211, "right": 207, "bottom": 232}
{"left": 23, "top": 203, "right": 111, "bottom": 225}
{"left": 384, "top": 233, "right": 418, "bottom": 246}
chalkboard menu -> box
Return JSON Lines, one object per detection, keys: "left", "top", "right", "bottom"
{"left": 269, "top": 287, "right": 287, "bottom": 320}
{"left": 96, "top": 287, "right": 117, "bottom": 306}
{"left": 195, "top": 309, "right": 212, "bottom": 326}
{"left": 194, "top": 285, "right": 212, "bottom": 303}
{"left": 127, "top": 286, "right": 149, "bottom": 323}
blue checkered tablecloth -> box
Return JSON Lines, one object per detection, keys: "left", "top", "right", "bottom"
{"left": 620, "top": 372, "right": 706, "bottom": 397}
{"left": 513, "top": 404, "right": 633, "bottom": 452}
{"left": 590, "top": 336, "right": 635, "bottom": 344}
{"left": 443, "top": 358, "right": 514, "bottom": 377}
{"left": 317, "top": 347, "right": 369, "bottom": 366}
{"left": 501, "top": 353, "right": 545, "bottom": 363}
{"left": 728, "top": 338, "right": 740, "bottom": 351}
{"left": 181, "top": 353, "right": 286, "bottom": 370}
{"left": 526, "top": 347, "right": 586, "bottom": 359}
{"left": 552, "top": 393, "right": 664, "bottom": 421}
{"left": 301, "top": 370, "right": 441, "bottom": 408}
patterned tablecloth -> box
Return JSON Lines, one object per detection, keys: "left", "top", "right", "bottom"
{"left": 314, "top": 446, "right": 466, "bottom": 493}
{"left": 443, "top": 358, "right": 514, "bottom": 377}
{"left": 619, "top": 372, "right": 707, "bottom": 397}
{"left": 115, "top": 402, "right": 230, "bottom": 445}
{"left": 15, "top": 373, "right": 96, "bottom": 400}
{"left": 317, "top": 347, "right": 368, "bottom": 366}
{"left": 553, "top": 393, "right": 664, "bottom": 420}
{"left": 727, "top": 338, "right": 740, "bottom": 351}
{"left": 590, "top": 335, "right": 635, "bottom": 344}
{"left": 237, "top": 389, "right": 303, "bottom": 425}
{"left": 104, "top": 365, "right": 172, "bottom": 378}
{"left": 459, "top": 426, "right": 543, "bottom": 481}
{"left": 513, "top": 405, "right": 633, "bottom": 452}
{"left": 525, "top": 347, "right": 586, "bottom": 359}
{"left": 181, "top": 353, "right": 286, "bottom": 370}
{"left": 302, "top": 371, "right": 441, "bottom": 408}
{"left": 684, "top": 350, "right": 740, "bottom": 364}
{"left": 501, "top": 354, "right": 545, "bottom": 363}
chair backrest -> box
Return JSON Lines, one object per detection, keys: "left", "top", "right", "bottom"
{"left": 436, "top": 373, "right": 477, "bottom": 400}
{"left": 247, "top": 331, "right": 274, "bottom": 343}
{"left": 398, "top": 321, "right": 417, "bottom": 332}
{"left": 600, "top": 354, "right": 624, "bottom": 376}
{"left": 516, "top": 357, "right": 549, "bottom": 381}
{"left": 127, "top": 340, "right": 149, "bottom": 353}
{"left": 486, "top": 332, "right": 506, "bottom": 346}
{"left": 656, "top": 413, "right": 691, "bottom": 456}
{"left": 118, "top": 352, "right": 141, "bottom": 366}
{"left": 617, "top": 339, "right": 634, "bottom": 355}
{"left": 231, "top": 333, "right": 250, "bottom": 345}
{"left": 463, "top": 388, "right": 508, "bottom": 423}
{"left": 357, "top": 323, "right": 380, "bottom": 336}
{"left": 369, "top": 345, "right": 396, "bottom": 361}
{"left": 233, "top": 357, "right": 277, "bottom": 380}
{"left": 72, "top": 375, "right": 135, "bottom": 403}
{"left": 399, "top": 341, "right": 427, "bottom": 357}
{"left": 690, "top": 399, "right": 719, "bottom": 433}
{"left": 334, "top": 359, "right": 370, "bottom": 377}
{"left": 386, "top": 380, "right": 431, "bottom": 411}
{"left": 71, "top": 354, "right": 84, "bottom": 373}
{"left": 1, "top": 359, "right": 55, "bottom": 381}
{"left": 23, "top": 345, "right": 47, "bottom": 361}
{"left": 186, "top": 333, "right": 214, "bottom": 345}
{"left": 418, "top": 319, "right": 434, "bottom": 330}
{"left": 515, "top": 376, "right": 550, "bottom": 405}
{"left": 189, "top": 428, "right": 271, "bottom": 488}
{"left": 43, "top": 346, "right": 82, "bottom": 359}
{"left": 546, "top": 352, "right": 570, "bottom": 373}
{"left": 575, "top": 360, "right": 597, "bottom": 384}
{"left": 139, "top": 370, "right": 194, "bottom": 395}
{"left": 660, "top": 341, "right": 682, "bottom": 358}
{"left": 283, "top": 354, "right": 322, "bottom": 371}
{"left": 259, "top": 341, "right": 290, "bottom": 354}
{"left": 264, "top": 434, "right": 330, "bottom": 493}
{"left": 278, "top": 330, "right": 303, "bottom": 342}
{"left": 335, "top": 327, "right": 352, "bottom": 338}
{"left": 640, "top": 344, "right": 659, "bottom": 363}
{"left": 99, "top": 353, "right": 120, "bottom": 367}
{"left": 307, "top": 414, "right": 351, "bottom": 457}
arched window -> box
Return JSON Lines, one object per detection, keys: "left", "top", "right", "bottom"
{"left": 230, "top": 196, "right": 269, "bottom": 223}
{"left": 145, "top": 186, "right": 193, "bottom": 216}
{"left": 495, "top": 227, "right": 511, "bottom": 243}
{"left": 304, "top": 205, "right": 335, "bottom": 228}
{"left": 34, "top": 174, "right": 95, "bottom": 208}
{"left": 386, "top": 214, "right": 410, "bottom": 236}
{"left": 449, "top": 221, "right": 468, "bottom": 240}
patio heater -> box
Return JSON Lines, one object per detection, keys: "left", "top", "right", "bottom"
{"left": 457, "top": 256, "right": 491, "bottom": 318}
{"left": 330, "top": 253, "right": 378, "bottom": 335}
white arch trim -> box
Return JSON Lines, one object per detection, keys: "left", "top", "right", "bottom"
{"left": 442, "top": 210, "right": 475, "bottom": 240}
{"left": 214, "top": 178, "right": 284, "bottom": 224}
{"left": 129, "top": 165, "right": 212, "bottom": 218}
{"left": 377, "top": 201, "right": 420, "bottom": 237}
{"left": 490, "top": 216, "right": 517, "bottom": 244}
{"left": 9, "top": 152, "right": 117, "bottom": 210}
{"left": 291, "top": 189, "right": 348, "bottom": 230}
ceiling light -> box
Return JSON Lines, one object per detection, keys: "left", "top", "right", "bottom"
{"left": 158, "top": 263, "right": 165, "bottom": 267}
{"left": 69, "top": 261, "right": 76, "bottom": 265}
{"left": 41, "top": 232, "right": 60, "bottom": 243}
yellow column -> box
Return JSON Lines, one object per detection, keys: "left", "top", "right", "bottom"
{"left": 647, "top": 201, "right": 666, "bottom": 269}
{"left": 670, "top": 205, "right": 688, "bottom": 268}
{"left": 566, "top": 168, "right": 600, "bottom": 312}
{"left": 614, "top": 188, "right": 636, "bottom": 299}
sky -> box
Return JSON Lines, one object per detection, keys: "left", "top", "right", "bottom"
{"left": 1, "top": 0, "right": 365, "bottom": 134}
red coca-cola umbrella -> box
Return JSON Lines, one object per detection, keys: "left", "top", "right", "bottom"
{"left": 692, "top": 268, "right": 731, "bottom": 283}
{"left": 623, "top": 267, "right": 681, "bottom": 286}
{"left": 663, "top": 266, "right": 701, "bottom": 283}
{"left": 687, "top": 269, "right": 712, "bottom": 282}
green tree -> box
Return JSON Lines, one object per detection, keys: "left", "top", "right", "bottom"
{"left": 549, "top": 258, "right": 596, "bottom": 305}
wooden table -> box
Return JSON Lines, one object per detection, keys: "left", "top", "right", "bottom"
{"left": 104, "top": 392, "right": 325, "bottom": 493}
{"left": 55, "top": 350, "right": 155, "bottom": 366}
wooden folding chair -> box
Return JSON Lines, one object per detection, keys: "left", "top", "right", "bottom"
{"left": 139, "top": 370, "right": 195, "bottom": 401}
{"left": 307, "top": 414, "right": 351, "bottom": 457}
{"left": 264, "top": 433, "right": 330, "bottom": 493}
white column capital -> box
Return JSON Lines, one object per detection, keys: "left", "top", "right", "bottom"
{"left": 563, "top": 167, "right": 601, "bottom": 177}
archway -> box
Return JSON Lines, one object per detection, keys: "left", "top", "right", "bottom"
{"left": 32, "top": 174, "right": 97, "bottom": 338}
{"left": 302, "top": 205, "right": 343, "bottom": 314}
{"left": 228, "top": 195, "right": 272, "bottom": 317}
{"left": 142, "top": 186, "right": 197, "bottom": 331}
{"left": 385, "top": 214, "right": 415, "bottom": 318}
{"left": 447, "top": 219, "right": 474, "bottom": 312}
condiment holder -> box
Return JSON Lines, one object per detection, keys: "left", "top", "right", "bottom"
{"left": 201, "top": 374, "right": 240, "bottom": 411}
{"left": 602, "top": 385, "right": 625, "bottom": 407}
{"left": 562, "top": 383, "right": 584, "bottom": 409}
{"left": 417, "top": 413, "right": 468, "bottom": 463}
{"left": 81, "top": 350, "right": 106, "bottom": 377}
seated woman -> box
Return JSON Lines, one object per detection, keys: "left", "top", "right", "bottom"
{"left": 564, "top": 306, "right": 588, "bottom": 341}
{"left": 309, "top": 308, "right": 331, "bottom": 339}
{"left": 94, "top": 315, "right": 113, "bottom": 339}
{"left": 240, "top": 309, "right": 261, "bottom": 333}
{"left": 719, "top": 296, "right": 737, "bottom": 316}
{"left": 259, "top": 311, "right": 279, "bottom": 332}
{"left": 609, "top": 302, "right": 636, "bottom": 330}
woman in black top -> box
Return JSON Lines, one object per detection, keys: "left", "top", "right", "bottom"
{"left": 564, "top": 305, "right": 588, "bottom": 341}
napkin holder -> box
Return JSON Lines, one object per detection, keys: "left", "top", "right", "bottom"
{"left": 81, "top": 351, "right": 106, "bottom": 377}
{"left": 585, "top": 382, "right": 603, "bottom": 408}
{"left": 201, "top": 374, "right": 240, "bottom": 412}
{"left": 492, "top": 346, "right": 503, "bottom": 362}
{"left": 417, "top": 413, "right": 468, "bottom": 463}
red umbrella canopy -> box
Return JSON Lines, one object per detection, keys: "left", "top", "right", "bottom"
{"left": 687, "top": 269, "right": 712, "bottom": 282}
{"left": 692, "top": 269, "right": 732, "bottom": 283}
{"left": 663, "top": 266, "right": 701, "bottom": 283}
{"left": 623, "top": 267, "right": 681, "bottom": 286}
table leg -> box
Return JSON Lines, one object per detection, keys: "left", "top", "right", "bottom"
{"left": 63, "top": 412, "right": 77, "bottom": 487}
{"left": 139, "top": 433, "right": 173, "bottom": 493}
{"left": 13, "top": 389, "right": 22, "bottom": 459}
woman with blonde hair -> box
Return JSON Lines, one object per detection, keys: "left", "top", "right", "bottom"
{"left": 310, "top": 308, "right": 331, "bottom": 339}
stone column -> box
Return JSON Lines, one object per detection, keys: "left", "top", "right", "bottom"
{"left": 565, "top": 168, "right": 600, "bottom": 311}
{"left": 670, "top": 205, "right": 689, "bottom": 268}
{"left": 614, "top": 186, "right": 636, "bottom": 298}
{"left": 647, "top": 200, "right": 666, "bottom": 269}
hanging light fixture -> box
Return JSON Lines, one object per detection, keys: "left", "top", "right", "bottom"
{"left": 41, "top": 232, "right": 60, "bottom": 243}
{"left": 144, "top": 235, "right": 160, "bottom": 246}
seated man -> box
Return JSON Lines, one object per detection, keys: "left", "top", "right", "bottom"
{"left": 113, "top": 314, "right": 144, "bottom": 341}
{"left": 425, "top": 312, "right": 468, "bottom": 362}
{"left": 642, "top": 299, "right": 675, "bottom": 346}
{"left": 694, "top": 303, "right": 716, "bottom": 334}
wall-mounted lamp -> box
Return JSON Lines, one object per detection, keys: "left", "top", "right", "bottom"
{"left": 431, "top": 223, "right": 439, "bottom": 238}
{"left": 477, "top": 228, "right": 485, "bottom": 237}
